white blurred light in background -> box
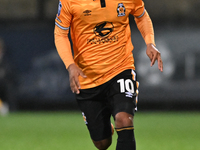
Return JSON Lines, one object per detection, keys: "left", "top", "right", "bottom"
{"left": 137, "top": 40, "right": 175, "bottom": 86}
{"left": 0, "top": 100, "right": 9, "bottom": 116}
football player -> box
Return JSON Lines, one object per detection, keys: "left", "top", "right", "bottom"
{"left": 54, "top": 0, "right": 163, "bottom": 149}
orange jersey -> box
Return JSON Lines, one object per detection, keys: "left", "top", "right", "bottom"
{"left": 54, "top": 0, "right": 154, "bottom": 89}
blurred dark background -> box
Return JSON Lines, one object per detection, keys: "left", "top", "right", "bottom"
{"left": 0, "top": 0, "right": 200, "bottom": 112}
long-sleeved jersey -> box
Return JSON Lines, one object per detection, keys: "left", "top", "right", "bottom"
{"left": 54, "top": 0, "right": 155, "bottom": 89}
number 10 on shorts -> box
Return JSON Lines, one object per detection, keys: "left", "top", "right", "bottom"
{"left": 117, "top": 79, "right": 135, "bottom": 94}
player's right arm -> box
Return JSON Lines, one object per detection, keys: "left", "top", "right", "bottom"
{"left": 54, "top": 0, "right": 73, "bottom": 69}
{"left": 54, "top": 0, "right": 86, "bottom": 94}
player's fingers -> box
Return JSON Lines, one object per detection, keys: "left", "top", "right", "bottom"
{"left": 158, "top": 56, "right": 163, "bottom": 72}
{"left": 69, "top": 76, "right": 79, "bottom": 94}
{"left": 80, "top": 71, "right": 87, "bottom": 78}
{"left": 74, "top": 76, "right": 81, "bottom": 94}
{"left": 150, "top": 52, "right": 157, "bottom": 66}
{"left": 69, "top": 77, "right": 75, "bottom": 93}
{"left": 146, "top": 50, "right": 153, "bottom": 61}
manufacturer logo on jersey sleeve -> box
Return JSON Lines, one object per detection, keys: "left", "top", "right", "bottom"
{"left": 117, "top": 3, "right": 125, "bottom": 17}
{"left": 57, "top": 1, "right": 62, "bottom": 17}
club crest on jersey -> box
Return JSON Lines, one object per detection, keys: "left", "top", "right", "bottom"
{"left": 57, "top": 1, "right": 62, "bottom": 17}
{"left": 117, "top": 3, "right": 125, "bottom": 17}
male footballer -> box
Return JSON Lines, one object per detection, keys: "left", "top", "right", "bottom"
{"left": 54, "top": 0, "right": 163, "bottom": 149}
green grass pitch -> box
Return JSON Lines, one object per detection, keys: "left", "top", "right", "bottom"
{"left": 0, "top": 111, "right": 200, "bottom": 150}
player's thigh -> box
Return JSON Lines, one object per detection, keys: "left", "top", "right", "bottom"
{"left": 76, "top": 90, "right": 112, "bottom": 141}
{"left": 108, "top": 69, "right": 138, "bottom": 118}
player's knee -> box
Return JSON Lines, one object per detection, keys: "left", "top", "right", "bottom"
{"left": 93, "top": 138, "right": 112, "bottom": 150}
{"left": 115, "top": 112, "right": 133, "bottom": 128}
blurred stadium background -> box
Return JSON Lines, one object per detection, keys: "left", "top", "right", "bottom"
{"left": 0, "top": 1, "right": 200, "bottom": 150}
{"left": 0, "top": 0, "right": 200, "bottom": 111}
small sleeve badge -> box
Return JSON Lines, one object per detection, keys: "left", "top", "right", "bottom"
{"left": 57, "top": 1, "right": 62, "bottom": 17}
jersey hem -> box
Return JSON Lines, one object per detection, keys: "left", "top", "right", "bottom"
{"left": 80, "top": 67, "right": 135, "bottom": 89}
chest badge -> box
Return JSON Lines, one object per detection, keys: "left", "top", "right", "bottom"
{"left": 117, "top": 3, "right": 125, "bottom": 17}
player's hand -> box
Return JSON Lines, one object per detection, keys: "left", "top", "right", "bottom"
{"left": 67, "top": 63, "right": 87, "bottom": 94}
{"left": 146, "top": 43, "right": 163, "bottom": 72}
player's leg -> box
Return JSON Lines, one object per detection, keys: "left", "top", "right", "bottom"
{"left": 78, "top": 100, "right": 112, "bottom": 150}
{"left": 92, "top": 136, "right": 112, "bottom": 150}
{"left": 76, "top": 89, "right": 113, "bottom": 150}
{"left": 92, "top": 123, "right": 114, "bottom": 150}
{"left": 108, "top": 69, "right": 139, "bottom": 150}
{"left": 115, "top": 112, "right": 135, "bottom": 150}
{"left": 113, "top": 102, "right": 136, "bottom": 150}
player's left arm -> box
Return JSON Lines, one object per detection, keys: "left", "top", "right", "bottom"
{"left": 135, "top": 11, "right": 163, "bottom": 72}
{"left": 131, "top": 1, "right": 163, "bottom": 72}
{"left": 146, "top": 43, "right": 163, "bottom": 72}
